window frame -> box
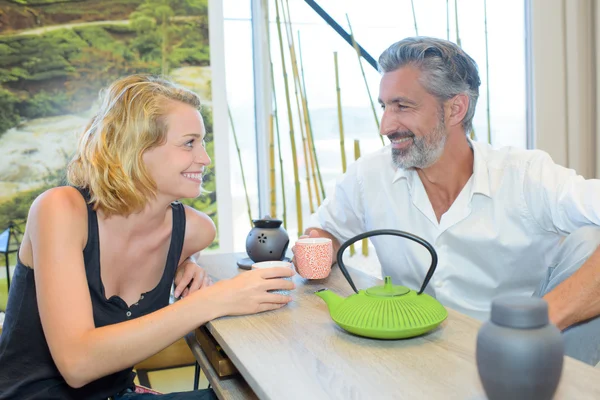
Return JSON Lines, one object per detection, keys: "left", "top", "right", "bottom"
{"left": 247, "top": 0, "right": 535, "bottom": 221}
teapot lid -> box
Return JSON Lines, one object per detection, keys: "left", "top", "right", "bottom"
{"left": 252, "top": 215, "right": 283, "bottom": 229}
{"left": 366, "top": 276, "right": 410, "bottom": 297}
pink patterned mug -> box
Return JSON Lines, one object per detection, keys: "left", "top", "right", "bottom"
{"left": 294, "top": 237, "right": 333, "bottom": 279}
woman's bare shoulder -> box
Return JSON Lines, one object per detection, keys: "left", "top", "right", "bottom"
{"left": 21, "top": 187, "right": 89, "bottom": 267}
{"left": 181, "top": 205, "right": 216, "bottom": 258}
{"left": 29, "top": 186, "right": 88, "bottom": 219}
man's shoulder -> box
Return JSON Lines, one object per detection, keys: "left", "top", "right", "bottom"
{"left": 473, "top": 141, "right": 550, "bottom": 171}
{"left": 350, "top": 145, "right": 394, "bottom": 179}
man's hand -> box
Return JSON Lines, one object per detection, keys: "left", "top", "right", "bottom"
{"left": 290, "top": 229, "right": 340, "bottom": 272}
{"left": 174, "top": 259, "right": 212, "bottom": 299}
{"left": 294, "top": 230, "right": 322, "bottom": 247}
{"left": 543, "top": 244, "right": 600, "bottom": 331}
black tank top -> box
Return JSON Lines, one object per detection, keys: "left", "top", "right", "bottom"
{"left": 0, "top": 188, "right": 186, "bottom": 399}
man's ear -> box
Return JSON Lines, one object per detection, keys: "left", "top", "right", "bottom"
{"left": 447, "top": 94, "right": 469, "bottom": 128}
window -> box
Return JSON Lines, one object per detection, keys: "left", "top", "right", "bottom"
{"left": 221, "top": 0, "right": 527, "bottom": 252}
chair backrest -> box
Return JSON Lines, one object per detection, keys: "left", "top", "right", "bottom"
{"left": 0, "top": 229, "right": 9, "bottom": 254}
{"left": 0, "top": 224, "right": 22, "bottom": 255}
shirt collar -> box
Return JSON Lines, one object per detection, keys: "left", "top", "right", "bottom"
{"left": 469, "top": 138, "right": 491, "bottom": 198}
{"left": 390, "top": 138, "right": 491, "bottom": 198}
{"left": 391, "top": 159, "right": 411, "bottom": 184}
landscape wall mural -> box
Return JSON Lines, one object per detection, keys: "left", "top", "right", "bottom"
{"left": 0, "top": 0, "right": 218, "bottom": 250}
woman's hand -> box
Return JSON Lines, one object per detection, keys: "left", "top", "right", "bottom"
{"left": 174, "top": 259, "right": 212, "bottom": 299}
{"left": 203, "top": 267, "right": 295, "bottom": 316}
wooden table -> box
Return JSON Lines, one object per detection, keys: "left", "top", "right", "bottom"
{"left": 188, "top": 253, "right": 600, "bottom": 400}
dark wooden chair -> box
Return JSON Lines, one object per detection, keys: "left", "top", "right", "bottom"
{"left": 0, "top": 222, "right": 22, "bottom": 292}
{"left": 134, "top": 337, "right": 197, "bottom": 389}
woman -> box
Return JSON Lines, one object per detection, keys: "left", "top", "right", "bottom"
{"left": 0, "top": 75, "right": 294, "bottom": 399}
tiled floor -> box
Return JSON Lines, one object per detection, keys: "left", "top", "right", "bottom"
{"left": 134, "top": 365, "right": 210, "bottom": 394}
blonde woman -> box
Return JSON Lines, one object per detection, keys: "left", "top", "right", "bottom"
{"left": 0, "top": 75, "right": 294, "bottom": 399}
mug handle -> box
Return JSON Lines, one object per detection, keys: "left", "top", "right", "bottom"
{"left": 336, "top": 229, "right": 438, "bottom": 295}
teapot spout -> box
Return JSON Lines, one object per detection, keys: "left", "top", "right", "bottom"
{"left": 315, "top": 289, "right": 344, "bottom": 313}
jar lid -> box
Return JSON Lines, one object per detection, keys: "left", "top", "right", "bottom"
{"left": 252, "top": 215, "right": 283, "bottom": 228}
{"left": 490, "top": 296, "right": 549, "bottom": 329}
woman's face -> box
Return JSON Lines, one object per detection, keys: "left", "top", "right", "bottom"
{"left": 143, "top": 100, "right": 211, "bottom": 201}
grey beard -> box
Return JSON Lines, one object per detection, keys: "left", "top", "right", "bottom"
{"left": 391, "top": 123, "right": 447, "bottom": 169}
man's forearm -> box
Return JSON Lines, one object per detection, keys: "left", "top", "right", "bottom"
{"left": 304, "top": 227, "right": 341, "bottom": 264}
{"left": 544, "top": 245, "right": 600, "bottom": 330}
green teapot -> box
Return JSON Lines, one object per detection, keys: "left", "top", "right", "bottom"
{"left": 316, "top": 229, "right": 448, "bottom": 339}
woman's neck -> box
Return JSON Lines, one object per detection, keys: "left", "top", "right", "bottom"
{"left": 97, "top": 197, "right": 174, "bottom": 238}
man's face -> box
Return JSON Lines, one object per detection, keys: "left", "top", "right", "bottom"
{"left": 378, "top": 65, "right": 447, "bottom": 169}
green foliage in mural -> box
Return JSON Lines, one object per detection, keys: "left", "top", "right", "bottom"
{"left": 20, "top": 91, "right": 70, "bottom": 119}
{"left": 0, "top": 0, "right": 218, "bottom": 249}
{"left": 7, "top": 0, "right": 80, "bottom": 4}
{"left": 0, "top": 88, "right": 20, "bottom": 133}
{"left": 0, "top": 0, "right": 209, "bottom": 136}
{"left": 1, "top": 1, "right": 152, "bottom": 34}
{"left": 0, "top": 187, "right": 46, "bottom": 231}
{"left": 130, "top": 0, "right": 209, "bottom": 75}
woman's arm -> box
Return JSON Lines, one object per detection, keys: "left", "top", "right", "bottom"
{"left": 30, "top": 188, "right": 293, "bottom": 388}
{"left": 181, "top": 205, "right": 217, "bottom": 260}
{"left": 172, "top": 207, "right": 216, "bottom": 298}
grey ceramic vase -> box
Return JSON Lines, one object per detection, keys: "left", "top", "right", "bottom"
{"left": 476, "top": 296, "right": 564, "bottom": 400}
{"left": 245, "top": 216, "right": 289, "bottom": 263}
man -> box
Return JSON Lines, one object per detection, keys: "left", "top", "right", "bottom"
{"left": 301, "top": 37, "right": 600, "bottom": 366}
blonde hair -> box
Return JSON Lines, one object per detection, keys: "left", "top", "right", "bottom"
{"left": 67, "top": 74, "right": 202, "bottom": 216}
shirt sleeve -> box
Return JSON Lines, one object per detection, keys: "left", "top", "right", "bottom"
{"left": 306, "top": 160, "right": 367, "bottom": 244}
{"left": 524, "top": 151, "right": 600, "bottom": 234}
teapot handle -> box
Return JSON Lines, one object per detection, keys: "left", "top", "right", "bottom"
{"left": 336, "top": 229, "right": 438, "bottom": 295}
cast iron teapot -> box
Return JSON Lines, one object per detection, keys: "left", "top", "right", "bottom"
{"left": 316, "top": 229, "right": 447, "bottom": 339}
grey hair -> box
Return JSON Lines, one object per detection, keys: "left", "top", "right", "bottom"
{"left": 378, "top": 37, "right": 481, "bottom": 134}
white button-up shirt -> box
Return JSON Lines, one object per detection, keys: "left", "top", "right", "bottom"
{"left": 309, "top": 140, "right": 600, "bottom": 321}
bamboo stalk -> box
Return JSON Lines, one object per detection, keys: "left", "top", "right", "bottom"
{"left": 334, "top": 53, "right": 347, "bottom": 174}
{"left": 484, "top": 0, "right": 491, "bottom": 144}
{"left": 282, "top": 0, "right": 293, "bottom": 40}
{"left": 290, "top": 57, "right": 314, "bottom": 214}
{"left": 410, "top": 0, "right": 419, "bottom": 36}
{"left": 285, "top": 0, "right": 322, "bottom": 205}
{"left": 446, "top": 0, "right": 450, "bottom": 40}
{"left": 264, "top": 0, "right": 287, "bottom": 228}
{"left": 297, "top": 32, "right": 326, "bottom": 202}
{"left": 346, "top": 14, "right": 385, "bottom": 146}
{"left": 281, "top": 0, "right": 314, "bottom": 214}
{"left": 301, "top": 127, "right": 314, "bottom": 213}
{"left": 275, "top": 0, "right": 303, "bottom": 237}
{"left": 263, "top": 0, "right": 277, "bottom": 221}
{"left": 271, "top": 63, "right": 288, "bottom": 228}
{"left": 228, "top": 106, "right": 253, "bottom": 227}
{"left": 269, "top": 114, "right": 277, "bottom": 218}
{"left": 354, "top": 140, "right": 368, "bottom": 256}
{"left": 161, "top": 13, "right": 169, "bottom": 75}
{"left": 454, "top": 0, "right": 462, "bottom": 47}
{"left": 334, "top": 51, "right": 354, "bottom": 256}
